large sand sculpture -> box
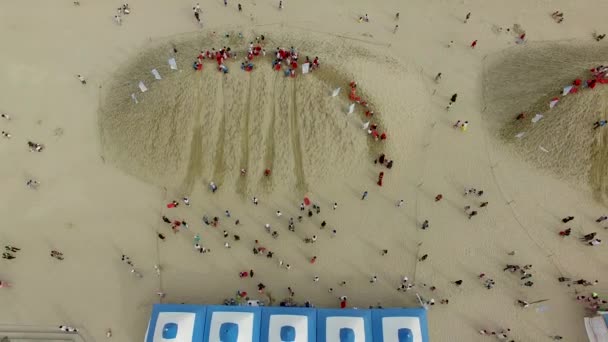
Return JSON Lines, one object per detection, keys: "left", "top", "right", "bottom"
{"left": 99, "top": 32, "right": 390, "bottom": 195}
{"left": 483, "top": 42, "right": 608, "bottom": 202}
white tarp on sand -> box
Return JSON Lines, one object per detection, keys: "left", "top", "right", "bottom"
{"left": 168, "top": 58, "right": 178, "bottom": 70}
{"left": 151, "top": 69, "right": 162, "bottom": 80}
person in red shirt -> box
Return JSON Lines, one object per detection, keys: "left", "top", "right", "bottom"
{"left": 377, "top": 172, "right": 384, "bottom": 186}
{"left": 380, "top": 132, "right": 387, "bottom": 140}
{"left": 471, "top": 40, "right": 478, "bottom": 48}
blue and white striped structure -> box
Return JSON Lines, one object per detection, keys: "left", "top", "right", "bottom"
{"left": 145, "top": 304, "right": 429, "bottom": 342}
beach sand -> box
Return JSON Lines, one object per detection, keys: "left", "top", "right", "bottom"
{"left": 0, "top": 0, "right": 607, "bottom": 341}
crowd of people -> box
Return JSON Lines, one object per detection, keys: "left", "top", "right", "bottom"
{"left": 190, "top": 37, "right": 320, "bottom": 79}
{"left": 2, "top": 2, "right": 607, "bottom": 341}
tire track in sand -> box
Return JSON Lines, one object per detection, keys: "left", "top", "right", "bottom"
{"left": 181, "top": 76, "right": 206, "bottom": 192}
{"left": 262, "top": 73, "right": 278, "bottom": 191}
{"left": 237, "top": 73, "right": 253, "bottom": 196}
{"left": 289, "top": 78, "right": 307, "bottom": 193}
{"left": 212, "top": 74, "right": 227, "bottom": 185}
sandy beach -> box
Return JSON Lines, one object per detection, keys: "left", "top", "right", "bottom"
{"left": 1, "top": 0, "right": 608, "bottom": 341}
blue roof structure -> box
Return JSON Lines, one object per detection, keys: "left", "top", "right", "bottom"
{"left": 145, "top": 304, "right": 429, "bottom": 342}
{"left": 316, "top": 309, "right": 372, "bottom": 342}
{"left": 260, "top": 307, "right": 316, "bottom": 342}
{"left": 145, "top": 304, "right": 206, "bottom": 342}
{"left": 372, "top": 308, "right": 429, "bottom": 342}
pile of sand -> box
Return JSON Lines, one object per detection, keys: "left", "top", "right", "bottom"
{"left": 99, "top": 32, "right": 388, "bottom": 195}
{"left": 483, "top": 42, "right": 608, "bottom": 201}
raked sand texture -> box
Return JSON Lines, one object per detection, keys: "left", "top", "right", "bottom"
{"left": 1, "top": 0, "right": 608, "bottom": 341}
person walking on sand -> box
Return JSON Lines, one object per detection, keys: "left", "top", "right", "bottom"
{"left": 562, "top": 216, "right": 574, "bottom": 223}
{"left": 593, "top": 120, "right": 607, "bottom": 129}
{"left": 460, "top": 121, "right": 469, "bottom": 132}
{"left": 238, "top": 3, "right": 242, "bottom": 11}
{"left": 434, "top": 72, "right": 442, "bottom": 82}
{"left": 596, "top": 215, "right": 607, "bottom": 223}
{"left": 435, "top": 194, "right": 443, "bottom": 202}
{"left": 421, "top": 220, "right": 429, "bottom": 230}
{"left": 362, "top": 191, "right": 368, "bottom": 200}
{"left": 252, "top": 196, "right": 259, "bottom": 205}
{"left": 279, "top": 0, "right": 283, "bottom": 9}
{"left": 468, "top": 210, "right": 478, "bottom": 219}
{"left": 447, "top": 40, "right": 454, "bottom": 48}
{"left": 453, "top": 280, "right": 463, "bottom": 286}
{"left": 2, "top": 253, "right": 15, "bottom": 260}
{"left": 464, "top": 12, "right": 471, "bottom": 23}
{"left": 397, "top": 199, "right": 404, "bottom": 207}
{"left": 5, "top": 246, "right": 20, "bottom": 253}
{"left": 77, "top": 74, "right": 87, "bottom": 84}
{"left": 193, "top": 6, "right": 201, "bottom": 22}
{"left": 419, "top": 254, "right": 428, "bottom": 261}
{"left": 449, "top": 93, "right": 457, "bottom": 105}
{"left": 470, "top": 40, "right": 478, "bottom": 48}
{"left": 393, "top": 25, "right": 399, "bottom": 33}
{"left": 51, "top": 250, "right": 64, "bottom": 260}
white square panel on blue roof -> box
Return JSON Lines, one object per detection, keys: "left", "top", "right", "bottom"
{"left": 204, "top": 306, "right": 261, "bottom": 342}
{"left": 260, "top": 307, "right": 316, "bottom": 342}
{"left": 145, "top": 304, "right": 206, "bottom": 342}
{"left": 316, "top": 309, "right": 372, "bottom": 342}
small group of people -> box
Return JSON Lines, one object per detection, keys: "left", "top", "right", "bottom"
{"left": 358, "top": 14, "right": 370, "bottom": 23}
{"left": 192, "top": 46, "right": 235, "bottom": 73}
{"left": 28, "top": 141, "right": 44, "bottom": 152}
{"left": 503, "top": 264, "right": 535, "bottom": 287}
{"left": 374, "top": 153, "right": 394, "bottom": 169}
{"left": 594, "top": 33, "right": 606, "bottom": 42}
{"left": 581, "top": 232, "right": 602, "bottom": 246}
{"left": 114, "top": 3, "right": 131, "bottom": 25}
{"left": 350, "top": 82, "right": 388, "bottom": 142}
{"left": 551, "top": 11, "right": 564, "bottom": 23}
{"left": 272, "top": 46, "right": 318, "bottom": 78}
{"left": 576, "top": 292, "right": 607, "bottom": 311}
{"left": 2, "top": 245, "right": 20, "bottom": 261}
